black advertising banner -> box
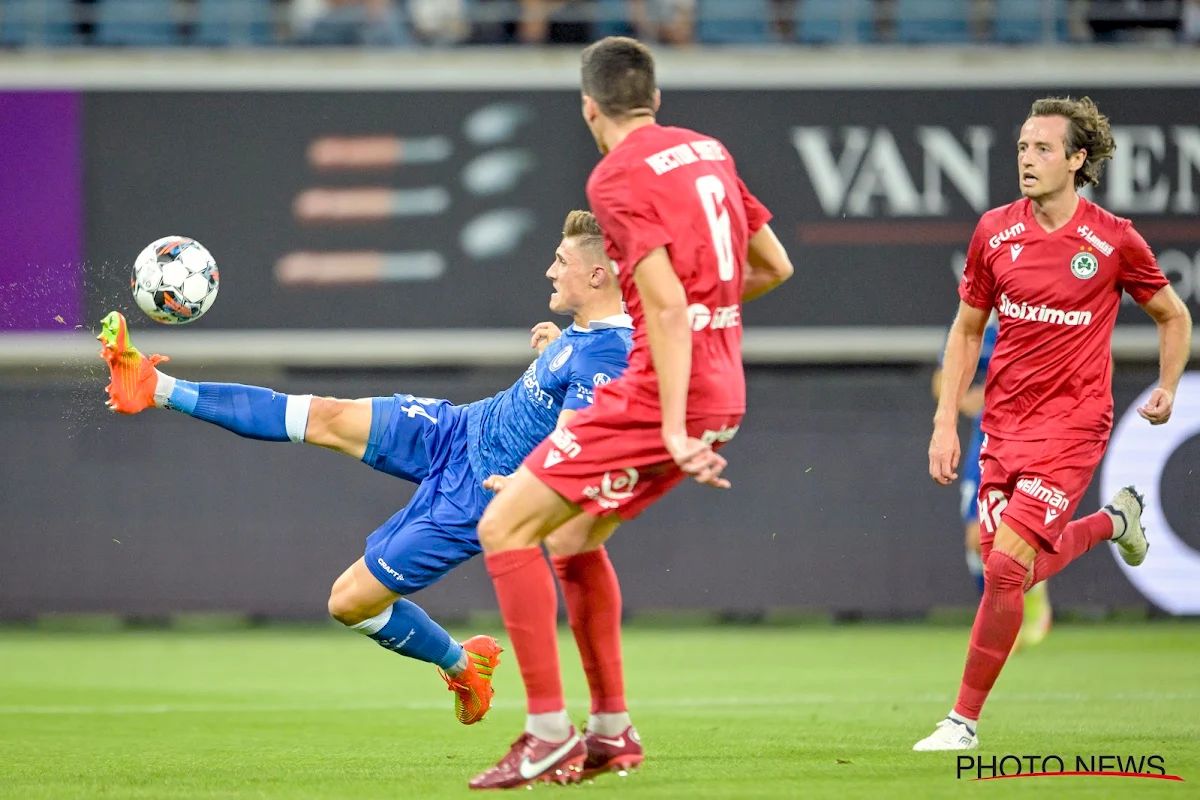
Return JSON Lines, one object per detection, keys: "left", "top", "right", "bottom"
{"left": 5, "top": 366, "right": 1195, "bottom": 616}
{"left": 83, "top": 88, "right": 1200, "bottom": 330}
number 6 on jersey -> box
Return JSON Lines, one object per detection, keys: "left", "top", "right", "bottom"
{"left": 696, "top": 175, "right": 735, "bottom": 281}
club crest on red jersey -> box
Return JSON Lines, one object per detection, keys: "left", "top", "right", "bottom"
{"left": 1071, "top": 251, "right": 1099, "bottom": 280}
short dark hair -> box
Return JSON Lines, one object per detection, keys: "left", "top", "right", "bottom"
{"left": 1028, "top": 96, "right": 1116, "bottom": 188}
{"left": 580, "top": 36, "right": 657, "bottom": 119}
{"left": 562, "top": 209, "right": 606, "bottom": 263}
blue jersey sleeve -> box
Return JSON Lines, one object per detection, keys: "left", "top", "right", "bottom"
{"left": 563, "top": 340, "right": 630, "bottom": 411}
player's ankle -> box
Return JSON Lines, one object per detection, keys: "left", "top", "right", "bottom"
{"left": 587, "top": 711, "right": 631, "bottom": 736}
{"left": 1101, "top": 506, "right": 1125, "bottom": 540}
{"left": 948, "top": 709, "right": 978, "bottom": 730}
{"left": 443, "top": 648, "right": 470, "bottom": 678}
{"left": 152, "top": 370, "right": 173, "bottom": 408}
{"left": 525, "top": 710, "right": 572, "bottom": 742}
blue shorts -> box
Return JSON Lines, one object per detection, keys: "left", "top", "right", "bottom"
{"left": 361, "top": 394, "right": 487, "bottom": 594}
{"left": 959, "top": 423, "right": 984, "bottom": 525}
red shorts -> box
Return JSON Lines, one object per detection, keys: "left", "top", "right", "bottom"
{"left": 976, "top": 433, "right": 1108, "bottom": 555}
{"left": 525, "top": 385, "right": 742, "bottom": 521}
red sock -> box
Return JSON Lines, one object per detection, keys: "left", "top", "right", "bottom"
{"left": 550, "top": 547, "right": 626, "bottom": 714}
{"left": 485, "top": 547, "right": 564, "bottom": 714}
{"left": 1032, "top": 511, "right": 1112, "bottom": 584}
{"left": 954, "top": 549, "right": 1030, "bottom": 720}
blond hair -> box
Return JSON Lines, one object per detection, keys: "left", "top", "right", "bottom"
{"left": 562, "top": 210, "right": 606, "bottom": 263}
{"left": 1028, "top": 96, "right": 1116, "bottom": 188}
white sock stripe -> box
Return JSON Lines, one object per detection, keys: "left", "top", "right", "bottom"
{"left": 349, "top": 605, "right": 392, "bottom": 635}
{"left": 153, "top": 371, "right": 175, "bottom": 408}
{"left": 285, "top": 394, "right": 313, "bottom": 443}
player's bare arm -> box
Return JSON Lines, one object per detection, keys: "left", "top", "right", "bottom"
{"left": 1138, "top": 284, "right": 1192, "bottom": 425}
{"left": 742, "top": 224, "right": 794, "bottom": 302}
{"left": 633, "top": 246, "right": 730, "bottom": 489}
{"left": 930, "top": 302, "right": 990, "bottom": 485}
{"left": 930, "top": 368, "right": 985, "bottom": 417}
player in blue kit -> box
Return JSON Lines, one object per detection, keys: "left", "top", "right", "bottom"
{"left": 98, "top": 210, "right": 633, "bottom": 725}
{"left": 932, "top": 313, "right": 1051, "bottom": 648}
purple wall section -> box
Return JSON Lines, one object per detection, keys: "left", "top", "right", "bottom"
{"left": 0, "top": 92, "right": 83, "bottom": 331}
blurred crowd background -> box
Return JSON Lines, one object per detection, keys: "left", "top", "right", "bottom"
{"left": 2, "top": 0, "right": 1199, "bottom": 49}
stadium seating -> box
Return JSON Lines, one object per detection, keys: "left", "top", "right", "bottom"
{"left": 992, "top": 0, "right": 1070, "bottom": 43}
{"left": 194, "top": 0, "right": 273, "bottom": 47}
{"left": 796, "top": 0, "right": 875, "bottom": 44}
{"left": 894, "top": 0, "right": 972, "bottom": 43}
{"left": 696, "top": 0, "right": 774, "bottom": 44}
{"left": 593, "top": 0, "right": 635, "bottom": 39}
{"left": 95, "top": 0, "right": 179, "bottom": 46}
{"left": 0, "top": 0, "right": 78, "bottom": 46}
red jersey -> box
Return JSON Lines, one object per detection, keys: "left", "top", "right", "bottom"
{"left": 959, "top": 197, "right": 1168, "bottom": 441}
{"left": 586, "top": 124, "right": 772, "bottom": 415}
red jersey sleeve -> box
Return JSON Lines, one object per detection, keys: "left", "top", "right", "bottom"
{"left": 958, "top": 220, "right": 995, "bottom": 310}
{"left": 1117, "top": 224, "right": 1170, "bottom": 305}
{"left": 588, "top": 163, "right": 673, "bottom": 270}
{"left": 738, "top": 177, "right": 772, "bottom": 235}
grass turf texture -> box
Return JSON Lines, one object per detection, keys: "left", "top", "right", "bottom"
{"left": 0, "top": 623, "right": 1196, "bottom": 799}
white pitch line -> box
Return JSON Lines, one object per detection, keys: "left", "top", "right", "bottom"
{"left": 0, "top": 691, "right": 1195, "bottom": 716}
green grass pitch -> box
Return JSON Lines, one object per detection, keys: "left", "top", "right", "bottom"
{"left": 1, "top": 623, "right": 1197, "bottom": 798}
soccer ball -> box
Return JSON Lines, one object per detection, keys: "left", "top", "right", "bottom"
{"left": 131, "top": 236, "right": 220, "bottom": 324}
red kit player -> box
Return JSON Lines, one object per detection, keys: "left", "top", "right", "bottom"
{"left": 466, "top": 37, "right": 794, "bottom": 789}
{"left": 916, "top": 96, "right": 1192, "bottom": 751}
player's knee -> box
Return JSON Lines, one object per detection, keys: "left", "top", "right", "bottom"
{"left": 307, "top": 397, "right": 374, "bottom": 457}
{"left": 327, "top": 587, "right": 372, "bottom": 627}
{"left": 305, "top": 397, "right": 347, "bottom": 444}
{"left": 477, "top": 508, "right": 506, "bottom": 553}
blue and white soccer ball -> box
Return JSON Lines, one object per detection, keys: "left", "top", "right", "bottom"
{"left": 131, "top": 236, "right": 220, "bottom": 324}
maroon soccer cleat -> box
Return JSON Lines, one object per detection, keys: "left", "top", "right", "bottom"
{"left": 582, "top": 725, "right": 644, "bottom": 778}
{"left": 468, "top": 729, "right": 585, "bottom": 790}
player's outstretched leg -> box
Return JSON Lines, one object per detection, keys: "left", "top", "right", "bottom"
{"left": 97, "top": 311, "right": 374, "bottom": 454}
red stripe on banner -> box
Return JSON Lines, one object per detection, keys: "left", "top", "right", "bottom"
{"left": 974, "top": 771, "right": 1185, "bottom": 782}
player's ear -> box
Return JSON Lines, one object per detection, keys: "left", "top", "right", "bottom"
{"left": 582, "top": 94, "right": 598, "bottom": 122}
{"left": 590, "top": 263, "right": 607, "bottom": 288}
{"left": 652, "top": 89, "right": 661, "bottom": 113}
{"left": 1070, "top": 147, "right": 1087, "bottom": 172}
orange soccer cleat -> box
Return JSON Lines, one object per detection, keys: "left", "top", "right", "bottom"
{"left": 97, "top": 311, "right": 168, "bottom": 414}
{"left": 440, "top": 634, "right": 503, "bottom": 725}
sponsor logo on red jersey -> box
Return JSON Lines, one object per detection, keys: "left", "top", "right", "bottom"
{"left": 988, "top": 222, "right": 1026, "bottom": 249}
{"left": 999, "top": 293, "right": 1093, "bottom": 326}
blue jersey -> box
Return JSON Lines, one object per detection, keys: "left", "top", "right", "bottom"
{"left": 465, "top": 315, "right": 633, "bottom": 486}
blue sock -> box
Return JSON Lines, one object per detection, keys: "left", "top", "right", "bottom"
{"left": 164, "top": 380, "right": 310, "bottom": 443}
{"left": 966, "top": 549, "right": 985, "bottom": 596}
{"left": 350, "top": 599, "right": 463, "bottom": 670}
